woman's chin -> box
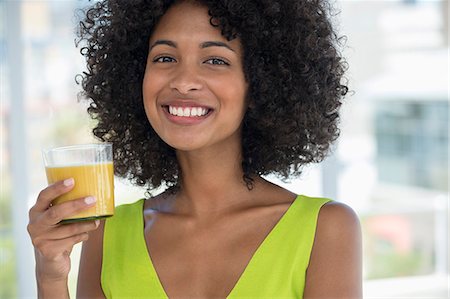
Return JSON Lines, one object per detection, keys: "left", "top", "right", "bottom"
{"left": 163, "top": 139, "right": 206, "bottom": 152}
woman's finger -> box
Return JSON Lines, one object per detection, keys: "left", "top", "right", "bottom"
{"left": 41, "top": 196, "right": 96, "bottom": 226}
{"left": 41, "top": 220, "right": 100, "bottom": 240}
{"left": 32, "top": 178, "right": 75, "bottom": 212}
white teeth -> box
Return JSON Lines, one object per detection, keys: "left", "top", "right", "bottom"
{"left": 168, "top": 106, "right": 209, "bottom": 117}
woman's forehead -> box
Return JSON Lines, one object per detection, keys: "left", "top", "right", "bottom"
{"left": 150, "top": 1, "right": 241, "bottom": 50}
{"left": 153, "top": 1, "right": 211, "bottom": 34}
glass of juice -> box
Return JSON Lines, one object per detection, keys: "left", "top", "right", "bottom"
{"left": 42, "top": 143, "right": 114, "bottom": 224}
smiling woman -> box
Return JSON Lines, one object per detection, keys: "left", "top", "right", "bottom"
{"left": 26, "top": 0, "right": 361, "bottom": 298}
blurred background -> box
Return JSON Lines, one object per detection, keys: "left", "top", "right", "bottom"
{"left": 0, "top": 0, "right": 448, "bottom": 298}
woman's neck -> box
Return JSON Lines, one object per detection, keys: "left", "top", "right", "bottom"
{"left": 173, "top": 142, "right": 256, "bottom": 217}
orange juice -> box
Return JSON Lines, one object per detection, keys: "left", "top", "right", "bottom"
{"left": 45, "top": 162, "right": 114, "bottom": 223}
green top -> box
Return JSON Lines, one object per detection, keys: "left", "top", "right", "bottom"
{"left": 101, "top": 195, "right": 331, "bottom": 298}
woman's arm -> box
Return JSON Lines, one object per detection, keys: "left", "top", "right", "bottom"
{"left": 76, "top": 219, "right": 106, "bottom": 299}
{"left": 303, "top": 201, "right": 362, "bottom": 299}
{"left": 27, "top": 179, "right": 100, "bottom": 299}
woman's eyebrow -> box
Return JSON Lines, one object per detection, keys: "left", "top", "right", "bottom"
{"left": 200, "top": 41, "right": 235, "bottom": 52}
{"left": 149, "top": 39, "right": 235, "bottom": 52}
{"left": 149, "top": 39, "right": 177, "bottom": 51}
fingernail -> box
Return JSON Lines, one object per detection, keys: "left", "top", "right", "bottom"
{"left": 84, "top": 196, "right": 96, "bottom": 205}
{"left": 95, "top": 220, "right": 100, "bottom": 227}
{"left": 63, "top": 178, "right": 74, "bottom": 187}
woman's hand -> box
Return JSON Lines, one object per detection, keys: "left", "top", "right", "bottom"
{"left": 27, "top": 178, "right": 100, "bottom": 290}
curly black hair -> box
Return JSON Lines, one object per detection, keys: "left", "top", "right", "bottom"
{"left": 76, "top": 0, "right": 348, "bottom": 191}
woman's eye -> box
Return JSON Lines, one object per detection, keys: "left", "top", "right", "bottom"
{"left": 153, "top": 56, "right": 176, "bottom": 63}
{"left": 205, "top": 58, "right": 229, "bottom": 65}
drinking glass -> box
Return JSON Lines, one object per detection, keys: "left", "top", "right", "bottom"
{"left": 42, "top": 143, "right": 114, "bottom": 223}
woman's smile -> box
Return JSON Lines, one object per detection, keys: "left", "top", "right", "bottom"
{"left": 161, "top": 100, "right": 215, "bottom": 126}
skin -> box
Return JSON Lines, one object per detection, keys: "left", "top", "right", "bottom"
{"left": 29, "top": 1, "right": 362, "bottom": 298}
{"left": 143, "top": 2, "right": 249, "bottom": 154}
{"left": 27, "top": 178, "right": 99, "bottom": 299}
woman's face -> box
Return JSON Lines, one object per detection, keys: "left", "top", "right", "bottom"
{"left": 142, "top": 0, "right": 248, "bottom": 152}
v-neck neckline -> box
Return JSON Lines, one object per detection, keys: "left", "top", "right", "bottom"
{"left": 138, "top": 195, "right": 301, "bottom": 298}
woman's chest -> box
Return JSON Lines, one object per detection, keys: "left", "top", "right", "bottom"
{"left": 143, "top": 207, "right": 289, "bottom": 298}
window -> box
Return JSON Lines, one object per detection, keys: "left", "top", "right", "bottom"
{"left": 337, "top": 0, "right": 448, "bottom": 297}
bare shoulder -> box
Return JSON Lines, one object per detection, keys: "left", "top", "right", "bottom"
{"left": 77, "top": 220, "right": 106, "bottom": 299}
{"left": 303, "top": 201, "right": 362, "bottom": 299}
{"left": 143, "top": 191, "right": 176, "bottom": 213}
{"left": 317, "top": 201, "right": 361, "bottom": 236}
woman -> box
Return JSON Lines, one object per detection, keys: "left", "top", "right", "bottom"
{"left": 28, "top": 0, "right": 362, "bottom": 298}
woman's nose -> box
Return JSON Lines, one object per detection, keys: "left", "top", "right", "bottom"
{"left": 169, "top": 64, "right": 203, "bottom": 94}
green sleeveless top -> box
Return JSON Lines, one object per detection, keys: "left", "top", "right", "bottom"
{"left": 101, "top": 195, "right": 330, "bottom": 298}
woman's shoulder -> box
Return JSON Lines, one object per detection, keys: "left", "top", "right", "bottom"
{"left": 303, "top": 200, "right": 362, "bottom": 297}
{"left": 291, "top": 193, "right": 359, "bottom": 228}
{"left": 317, "top": 200, "right": 360, "bottom": 233}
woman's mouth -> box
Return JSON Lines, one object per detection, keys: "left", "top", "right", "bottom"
{"left": 163, "top": 105, "right": 213, "bottom": 118}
